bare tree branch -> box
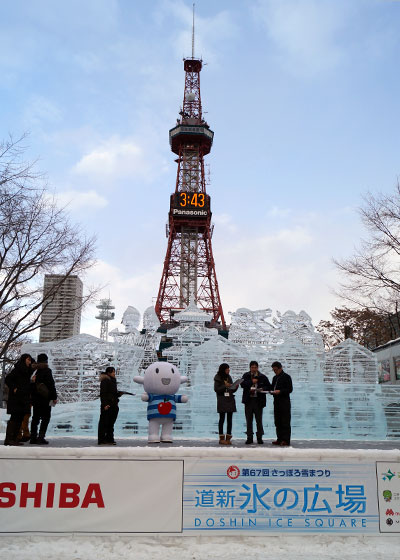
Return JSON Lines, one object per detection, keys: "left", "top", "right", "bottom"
{"left": 0, "top": 135, "right": 98, "bottom": 359}
{"left": 334, "top": 182, "right": 400, "bottom": 315}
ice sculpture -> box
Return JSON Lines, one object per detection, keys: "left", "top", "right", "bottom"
{"left": 109, "top": 304, "right": 162, "bottom": 371}
{"left": 143, "top": 306, "right": 160, "bottom": 331}
{"left": 228, "top": 308, "right": 325, "bottom": 358}
{"left": 122, "top": 306, "right": 140, "bottom": 332}
{"left": 324, "top": 338, "right": 378, "bottom": 384}
{"left": 19, "top": 303, "right": 400, "bottom": 440}
{"left": 21, "top": 332, "right": 148, "bottom": 435}
{"left": 229, "top": 308, "right": 276, "bottom": 347}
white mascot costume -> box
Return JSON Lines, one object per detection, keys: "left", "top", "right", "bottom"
{"left": 134, "top": 361, "right": 188, "bottom": 443}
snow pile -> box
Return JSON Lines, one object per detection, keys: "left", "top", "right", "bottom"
{"left": 1, "top": 442, "right": 400, "bottom": 460}
{"left": 0, "top": 445, "right": 399, "bottom": 557}
{"left": 0, "top": 535, "right": 398, "bottom": 560}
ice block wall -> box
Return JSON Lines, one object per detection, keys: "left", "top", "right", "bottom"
{"left": 19, "top": 304, "right": 398, "bottom": 440}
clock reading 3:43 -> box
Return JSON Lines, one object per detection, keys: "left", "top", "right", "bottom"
{"left": 179, "top": 192, "right": 205, "bottom": 208}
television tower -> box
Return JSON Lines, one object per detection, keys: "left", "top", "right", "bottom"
{"left": 95, "top": 298, "right": 115, "bottom": 341}
{"left": 155, "top": 8, "right": 225, "bottom": 329}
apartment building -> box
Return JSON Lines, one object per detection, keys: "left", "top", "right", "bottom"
{"left": 39, "top": 275, "right": 83, "bottom": 342}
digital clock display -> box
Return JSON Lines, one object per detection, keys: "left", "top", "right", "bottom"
{"left": 171, "top": 192, "right": 210, "bottom": 218}
{"left": 177, "top": 192, "right": 205, "bottom": 208}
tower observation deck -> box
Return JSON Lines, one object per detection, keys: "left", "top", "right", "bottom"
{"left": 154, "top": 55, "right": 225, "bottom": 329}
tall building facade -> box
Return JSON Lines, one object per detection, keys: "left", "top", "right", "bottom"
{"left": 39, "top": 274, "right": 83, "bottom": 342}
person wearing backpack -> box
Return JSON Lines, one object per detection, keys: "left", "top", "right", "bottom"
{"left": 30, "top": 353, "right": 57, "bottom": 445}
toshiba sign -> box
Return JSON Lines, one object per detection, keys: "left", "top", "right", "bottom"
{"left": 0, "top": 459, "right": 183, "bottom": 533}
{"left": 0, "top": 482, "right": 104, "bottom": 509}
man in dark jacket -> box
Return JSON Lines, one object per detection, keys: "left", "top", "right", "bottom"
{"left": 98, "top": 366, "right": 120, "bottom": 445}
{"left": 30, "top": 353, "right": 58, "bottom": 445}
{"left": 4, "top": 354, "right": 34, "bottom": 446}
{"left": 270, "top": 361, "right": 293, "bottom": 447}
{"left": 241, "top": 360, "right": 271, "bottom": 444}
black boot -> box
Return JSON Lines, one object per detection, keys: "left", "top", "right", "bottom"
{"left": 4, "top": 420, "right": 23, "bottom": 446}
{"left": 4, "top": 420, "right": 14, "bottom": 446}
{"left": 37, "top": 429, "right": 49, "bottom": 445}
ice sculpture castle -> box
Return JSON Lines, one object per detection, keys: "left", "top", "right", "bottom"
{"left": 22, "top": 300, "right": 399, "bottom": 440}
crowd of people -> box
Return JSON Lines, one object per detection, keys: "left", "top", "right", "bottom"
{"left": 2, "top": 355, "right": 292, "bottom": 447}
{"left": 3, "top": 353, "right": 57, "bottom": 446}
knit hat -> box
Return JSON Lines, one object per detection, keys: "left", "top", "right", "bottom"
{"left": 37, "top": 353, "right": 48, "bottom": 364}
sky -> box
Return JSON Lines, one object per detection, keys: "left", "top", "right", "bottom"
{"left": 1, "top": 0, "right": 400, "bottom": 338}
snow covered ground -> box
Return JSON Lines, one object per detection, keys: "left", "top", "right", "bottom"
{"left": 1, "top": 436, "right": 399, "bottom": 558}
{"left": 0, "top": 534, "right": 399, "bottom": 560}
{"left": 1, "top": 432, "right": 400, "bottom": 450}
{"left": 1, "top": 436, "right": 399, "bottom": 455}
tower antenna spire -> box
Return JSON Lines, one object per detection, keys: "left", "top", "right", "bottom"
{"left": 192, "top": 3, "right": 195, "bottom": 59}
{"left": 155, "top": 6, "right": 226, "bottom": 330}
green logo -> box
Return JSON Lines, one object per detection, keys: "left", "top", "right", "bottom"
{"left": 383, "top": 490, "right": 392, "bottom": 502}
{"left": 382, "top": 469, "right": 396, "bottom": 481}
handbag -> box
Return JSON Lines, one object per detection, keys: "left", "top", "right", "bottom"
{"left": 36, "top": 382, "right": 49, "bottom": 399}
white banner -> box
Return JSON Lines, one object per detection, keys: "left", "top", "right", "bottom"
{"left": 183, "top": 459, "right": 379, "bottom": 535}
{"left": 1, "top": 455, "right": 397, "bottom": 535}
{"left": 0, "top": 459, "right": 183, "bottom": 533}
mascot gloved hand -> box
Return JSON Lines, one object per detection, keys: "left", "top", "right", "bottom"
{"left": 133, "top": 361, "right": 188, "bottom": 443}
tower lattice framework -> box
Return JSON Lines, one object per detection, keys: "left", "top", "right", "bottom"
{"left": 155, "top": 57, "right": 225, "bottom": 328}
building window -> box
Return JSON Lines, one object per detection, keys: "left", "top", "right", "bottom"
{"left": 378, "top": 359, "right": 391, "bottom": 383}
{"left": 394, "top": 357, "right": 400, "bottom": 381}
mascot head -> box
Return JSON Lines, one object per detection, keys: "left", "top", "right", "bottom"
{"left": 134, "top": 361, "right": 187, "bottom": 394}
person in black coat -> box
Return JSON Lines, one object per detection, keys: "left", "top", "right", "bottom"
{"left": 98, "top": 366, "right": 121, "bottom": 445}
{"left": 241, "top": 360, "right": 272, "bottom": 445}
{"left": 270, "top": 361, "right": 293, "bottom": 447}
{"left": 30, "top": 353, "right": 58, "bottom": 445}
{"left": 214, "top": 363, "right": 238, "bottom": 445}
{"left": 4, "top": 354, "right": 34, "bottom": 446}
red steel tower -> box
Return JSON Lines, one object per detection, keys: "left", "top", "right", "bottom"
{"left": 155, "top": 55, "right": 226, "bottom": 329}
